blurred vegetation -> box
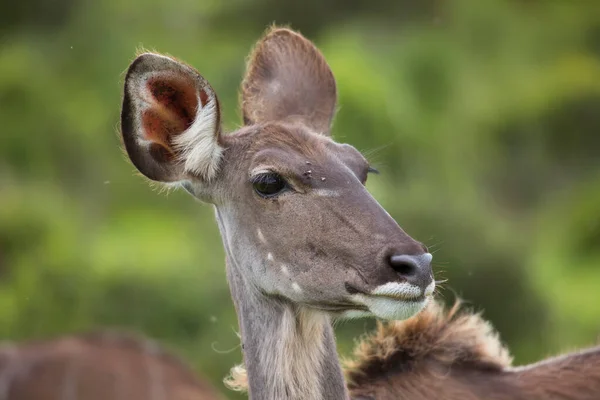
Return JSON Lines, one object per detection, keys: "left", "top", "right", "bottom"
{"left": 1, "top": 0, "right": 599, "bottom": 398}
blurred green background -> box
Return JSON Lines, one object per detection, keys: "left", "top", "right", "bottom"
{"left": 1, "top": 0, "right": 599, "bottom": 397}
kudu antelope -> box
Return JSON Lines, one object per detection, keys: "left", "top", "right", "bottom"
{"left": 0, "top": 331, "right": 224, "bottom": 399}
{"left": 118, "top": 26, "right": 600, "bottom": 399}
{"left": 120, "top": 26, "right": 434, "bottom": 400}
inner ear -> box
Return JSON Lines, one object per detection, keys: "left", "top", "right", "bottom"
{"left": 148, "top": 76, "right": 198, "bottom": 130}
{"left": 141, "top": 75, "right": 199, "bottom": 158}
{"left": 121, "top": 53, "right": 223, "bottom": 183}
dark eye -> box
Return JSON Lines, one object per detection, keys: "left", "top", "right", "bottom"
{"left": 362, "top": 166, "right": 379, "bottom": 185}
{"left": 252, "top": 173, "right": 288, "bottom": 198}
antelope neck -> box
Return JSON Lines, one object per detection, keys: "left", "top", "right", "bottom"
{"left": 216, "top": 211, "right": 348, "bottom": 400}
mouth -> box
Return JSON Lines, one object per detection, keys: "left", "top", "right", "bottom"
{"left": 345, "top": 281, "right": 436, "bottom": 321}
{"left": 370, "top": 293, "right": 425, "bottom": 302}
{"left": 368, "top": 280, "right": 435, "bottom": 302}
{"left": 305, "top": 281, "right": 435, "bottom": 320}
{"left": 303, "top": 300, "right": 370, "bottom": 313}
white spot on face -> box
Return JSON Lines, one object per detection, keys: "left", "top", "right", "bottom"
{"left": 281, "top": 265, "right": 290, "bottom": 276}
{"left": 257, "top": 229, "right": 266, "bottom": 244}
{"left": 312, "top": 189, "right": 341, "bottom": 197}
{"left": 267, "top": 253, "right": 273, "bottom": 261}
{"left": 291, "top": 282, "right": 303, "bottom": 293}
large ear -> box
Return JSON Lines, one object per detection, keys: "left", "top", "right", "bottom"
{"left": 120, "top": 53, "right": 222, "bottom": 182}
{"left": 241, "top": 27, "right": 337, "bottom": 135}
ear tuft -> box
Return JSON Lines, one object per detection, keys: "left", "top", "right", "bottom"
{"left": 241, "top": 27, "right": 337, "bottom": 135}
{"left": 120, "top": 53, "right": 222, "bottom": 183}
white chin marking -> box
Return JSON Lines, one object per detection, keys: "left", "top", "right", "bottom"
{"left": 371, "top": 282, "right": 423, "bottom": 299}
{"left": 347, "top": 281, "right": 433, "bottom": 321}
{"left": 360, "top": 296, "right": 428, "bottom": 320}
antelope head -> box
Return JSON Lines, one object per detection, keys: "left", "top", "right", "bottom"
{"left": 120, "top": 27, "right": 434, "bottom": 321}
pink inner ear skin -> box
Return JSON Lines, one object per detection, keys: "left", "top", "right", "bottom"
{"left": 142, "top": 109, "right": 182, "bottom": 151}
{"left": 141, "top": 75, "right": 201, "bottom": 155}
{"left": 147, "top": 76, "right": 198, "bottom": 127}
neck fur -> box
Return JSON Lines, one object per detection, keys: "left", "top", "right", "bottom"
{"left": 223, "top": 256, "right": 348, "bottom": 400}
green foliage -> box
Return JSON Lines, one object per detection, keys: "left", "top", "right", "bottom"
{"left": 1, "top": 0, "right": 599, "bottom": 397}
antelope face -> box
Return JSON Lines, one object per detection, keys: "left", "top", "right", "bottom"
{"left": 214, "top": 123, "right": 434, "bottom": 320}
{"left": 120, "top": 28, "right": 434, "bottom": 321}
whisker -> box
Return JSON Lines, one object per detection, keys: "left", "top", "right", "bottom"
{"left": 211, "top": 341, "right": 242, "bottom": 354}
{"left": 362, "top": 143, "right": 392, "bottom": 161}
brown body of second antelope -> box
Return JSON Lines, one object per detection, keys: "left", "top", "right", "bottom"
{"left": 1, "top": 306, "right": 598, "bottom": 400}
{"left": 0, "top": 330, "right": 224, "bottom": 400}
{"left": 114, "top": 24, "right": 600, "bottom": 400}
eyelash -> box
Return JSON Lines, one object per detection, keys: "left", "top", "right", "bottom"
{"left": 367, "top": 166, "right": 380, "bottom": 175}
{"left": 250, "top": 173, "right": 278, "bottom": 185}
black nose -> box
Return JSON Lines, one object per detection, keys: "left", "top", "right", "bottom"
{"left": 389, "top": 253, "right": 433, "bottom": 289}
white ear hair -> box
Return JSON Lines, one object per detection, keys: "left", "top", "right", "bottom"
{"left": 171, "top": 85, "right": 223, "bottom": 179}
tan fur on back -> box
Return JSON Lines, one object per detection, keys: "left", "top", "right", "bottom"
{"left": 345, "top": 300, "right": 512, "bottom": 388}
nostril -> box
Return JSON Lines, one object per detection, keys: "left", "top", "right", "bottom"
{"left": 389, "top": 255, "right": 418, "bottom": 277}
{"left": 388, "top": 253, "right": 433, "bottom": 289}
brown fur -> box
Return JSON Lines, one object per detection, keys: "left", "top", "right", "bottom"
{"left": 346, "top": 300, "right": 600, "bottom": 400}
{"left": 345, "top": 300, "right": 512, "bottom": 386}
{"left": 0, "top": 330, "right": 224, "bottom": 400}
